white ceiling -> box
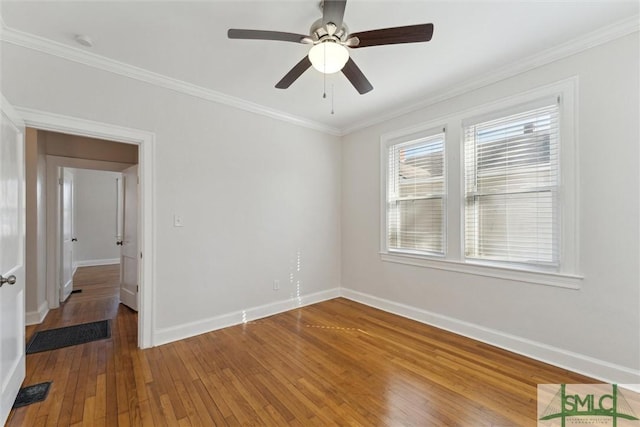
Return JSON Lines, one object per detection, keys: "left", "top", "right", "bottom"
{"left": 2, "top": 1, "right": 638, "bottom": 133}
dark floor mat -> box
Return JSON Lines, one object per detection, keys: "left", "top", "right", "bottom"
{"left": 13, "top": 382, "right": 52, "bottom": 408}
{"left": 26, "top": 320, "right": 111, "bottom": 354}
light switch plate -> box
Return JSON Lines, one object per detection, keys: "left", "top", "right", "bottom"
{"left": 173, "top": 215, "right": 184, "bottom": 227}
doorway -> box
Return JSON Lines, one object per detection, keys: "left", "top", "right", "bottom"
{"left": 46, "top": 158, "right": 137, "bottom": 309}
{"left": 57, "top": 167, "right": 138, "bottom": 311}
{"left": 21, "top": 109, "right": 155, "bottom": 348}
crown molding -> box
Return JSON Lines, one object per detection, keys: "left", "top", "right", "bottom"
{"left": 341, "top": 14, "right": 640, "bottom": 136}
{"left": 1, "top": 14, "right": 637, "bottom": 138}
{"left": 0, "top": 24, "right": 342, "bottom": 136}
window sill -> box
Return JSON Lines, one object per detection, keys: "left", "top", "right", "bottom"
{"left": 379, "top": 252, "right": 583, "bottom": 290}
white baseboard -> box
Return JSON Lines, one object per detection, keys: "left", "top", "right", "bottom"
{"left": 74, "top": 258, "right": 120, "bottom": 269}
{"left": 153, "top": 287, "right": 341, "bottom": 347}
{"left": 25, "top": 300, "right": 49, "bottom": 325}
{"left": 340, "top": 288, "right": 640, "bottom": 386}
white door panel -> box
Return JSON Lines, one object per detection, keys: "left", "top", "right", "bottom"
{"left": 60, "top": 169, "right": 74, "bottom": 302}
{"left": 120, "top": 165, "right": 138, "bottom": 311}
{"left": 0, "top": 95, "right": 26, "bottom": 425}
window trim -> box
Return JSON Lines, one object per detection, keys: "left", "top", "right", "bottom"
{"left": 380, "top": 252, "right": 583, "bottom": 289}
{"left": 379, "top": 77, "right": 581, "bottom": 288}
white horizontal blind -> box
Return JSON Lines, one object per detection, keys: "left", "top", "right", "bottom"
{"left": 464, "top": 102, "right": 560, "bottom": 266}
{"left": 388, "top": 133, "right": 445, "bottom": 255}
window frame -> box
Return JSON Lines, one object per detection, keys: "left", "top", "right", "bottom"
{"left": 381, "top": 125, "right": 448, "bottom": 258}
{"left": 462, "top": 97, "right": 562, "bottom": 270}
{"left": 379, "top": 77, "right": 581, "bottom": 289}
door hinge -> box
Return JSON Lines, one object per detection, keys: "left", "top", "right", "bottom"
{"left": 137, "top": 176, "right": 140, "bottom": 184}
{"left": 136, "top": 285, "right": 139, "bottom": 292}
{"left": 140, "top": 252, "right": 143, "bottom": 259}
{"left": 59, "top": 178, "right": 63, "bottom": 185}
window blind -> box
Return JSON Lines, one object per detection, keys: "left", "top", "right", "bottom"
{"left": 388, "top": 133, "right": 445, "bottom": 255}
{"left": 464, "top": 102, "right": 560, "bottom": 266}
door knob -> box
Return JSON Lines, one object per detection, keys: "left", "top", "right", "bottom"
{"left": 71, "top": 238, "right": 78, "bottom": 242}
{"left": 116, "top": 241, "right": 123, "bottom": 246}
{"left": 0, "top": 275, "right": 16, "bottom": 287}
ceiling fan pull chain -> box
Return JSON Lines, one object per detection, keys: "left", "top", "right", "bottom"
{"left": 323, "top": 71, "right": 327, "bottom": 99}
{"left": 331, "top": 84, "right": 335, "bottom": 115}
{"left": 323, "top": 44, "right": 328, "bottom": 99}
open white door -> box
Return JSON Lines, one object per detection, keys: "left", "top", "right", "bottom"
{"left": 120, "top": 165, "right": 138, "bottom": 311}
{"left": 59, "top": 168, "right": 74, "bottom": 302}
{"left": 0, "top": 95, "right": 26, "bottom": 425}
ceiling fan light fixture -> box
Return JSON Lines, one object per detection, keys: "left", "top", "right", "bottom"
{"left": 308, "top": 42, "right": 349, "bottom": 74}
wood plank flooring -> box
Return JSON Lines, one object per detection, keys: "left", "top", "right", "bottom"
{"left": 7, "top": 265, "right": 596, "bottom": 426}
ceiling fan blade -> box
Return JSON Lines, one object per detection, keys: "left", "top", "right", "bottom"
{"left": 322, "top": 0, "right": 347, "bottom": 29}
{"left": 275, "top": 56, "right": 312, "bottom": 89}
{"left": 228, "top": 29, "right": 308, "bottom": 44}
{"left": 349, "top": 23, "right": 434, "bottom": 48}
{"left": 342, "top": 57, "right": 373, "bottom": 94}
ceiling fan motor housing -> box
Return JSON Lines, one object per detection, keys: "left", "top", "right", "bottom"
{"left": 309, "top": 18, "right": 349, "bottom": 43}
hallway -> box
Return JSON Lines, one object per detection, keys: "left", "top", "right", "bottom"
{"left": 46, "top": 265, "right": 123, "bottom": 326}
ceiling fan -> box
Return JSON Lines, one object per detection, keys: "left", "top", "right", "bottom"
{"left": 228, "top": 0, "right": 434, "bottom": 95}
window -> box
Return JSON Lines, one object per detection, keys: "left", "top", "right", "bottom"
{"left": 463, "top": 100, "right": 560, "bottom": 268}
{"left": 385, "top": 130, "right": 445, "bottom": 256}
{"left": 380, "top": 79, "right": 578, "bottom": 287}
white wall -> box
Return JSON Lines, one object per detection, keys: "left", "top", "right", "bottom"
{"left": 24, "top": 128, "right": 48, "bottom": 324}
{"left": 1, "top": 42, "right": 342, "bottom": 339}
{"left": 341, "top": 33, "right": 639, "bottom": 383}
{"left": 72, "top": 168, "right": 121, "bottom": 266}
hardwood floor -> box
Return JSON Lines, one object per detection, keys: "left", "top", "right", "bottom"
{"left": 8, "top": 265, "right": 596, "bottom": 426}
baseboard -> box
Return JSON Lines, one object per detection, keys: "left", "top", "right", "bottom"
{"left": 25, "top": 300, "right": 49, "bottom": 325}
{"left": 74, "top": 258, "right": 120, "bottom": 268}
{"left": 153, "top": 287, "right": 341, "bottom": 347}
{"left": 340, "top": 288, "right": 640, "bottom": 387}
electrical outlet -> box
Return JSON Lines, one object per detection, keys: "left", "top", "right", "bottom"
{"left": 173, "top": 214, "right": 184, "bottom": 227}
{"left": 273, "top": 280, "right": 280, "bottom": 290}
